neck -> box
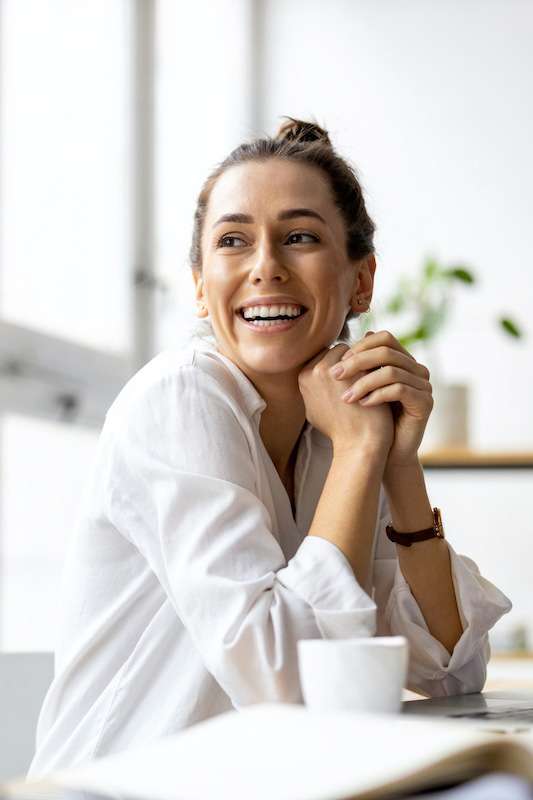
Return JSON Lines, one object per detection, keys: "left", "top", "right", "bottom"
{"left": 255, "top": 376, "right": 307, "bottom": 478}
{"left": 214, "top": 347, "right": 308, "bottom": 477}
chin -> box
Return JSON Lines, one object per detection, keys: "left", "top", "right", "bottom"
{"left": 236, "top": 347, "right": 305, "bottom": 373}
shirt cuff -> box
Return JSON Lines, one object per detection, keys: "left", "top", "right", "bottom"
{"left": 384, "top": 541, "right": 512, "bottom": 679}
{"left": 276, "top": 535, "right": 377, "bottom": 639}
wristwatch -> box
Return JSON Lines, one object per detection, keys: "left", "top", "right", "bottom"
{"left": 386, "top": 507, "right": 445, "bottom": 547}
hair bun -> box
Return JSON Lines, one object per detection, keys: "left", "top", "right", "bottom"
{"left": 275, "top": 116, "right": 333, "bottom": 147}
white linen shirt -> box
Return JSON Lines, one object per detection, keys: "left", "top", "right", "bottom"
{"left": 28, "top": 341, "right": 512, "bottom": 778}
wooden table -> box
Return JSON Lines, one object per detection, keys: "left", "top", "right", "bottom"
{"left": 420, "top": 449, "right": 533, "bottom": 470}
{"left": 485, "top": 652, "right": 533, "bottom": 691}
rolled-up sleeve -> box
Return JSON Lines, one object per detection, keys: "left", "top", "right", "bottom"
{"left": 373, "top": 493, "right": 512, "bottom": 697}
{"left": 104, "top": 366, "right": 376, "bottom": 709}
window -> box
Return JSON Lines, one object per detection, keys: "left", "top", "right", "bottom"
{"left": 0, "top": 0, "right": 134, "bottom": 651}
{"left": 0, "top": 0, "right": 253, "bottom": 651}
{"left": 1, "top": 0, "right": 132, "bottom": 352}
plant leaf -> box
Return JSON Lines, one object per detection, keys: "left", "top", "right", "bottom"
{"left": 398, "top": 325, "right": 429, "bottom": 347}
{"left": 423, "top": 257, "right": 440, "bottom": 281}
{"left": 385, "top": 293, "right": 405, "bottom": 313}
{"left": 442, "top": 267, "right": 475, "bottom": 284}
{"left": 499, "top": 317, "right": 522, "bottom": 338}
{"left": 419, "top": 303, "right": 447, "bottom": 339}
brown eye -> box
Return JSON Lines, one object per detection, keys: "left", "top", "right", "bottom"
{"left": 217, "top": 234, "right": 247, "bottom": 248}
{"left": 286, "top": 232, "right": 319, "bottom": 244}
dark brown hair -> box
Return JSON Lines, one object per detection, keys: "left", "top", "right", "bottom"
{"left": 188, "top": 115, "right": 376, "bottom": 343}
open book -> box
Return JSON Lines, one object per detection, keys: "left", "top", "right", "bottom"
{"left": 5, "top": 703, "right": 533, "bottom": 800}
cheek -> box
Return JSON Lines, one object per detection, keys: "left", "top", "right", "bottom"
{"left": 208, "top": 260, "right": 234, "bottom": 282}
{"left": 308, "top": 266, "right": 345, "bottom": 307}
{"left": 204, "top": 264, "right": 240, "bottom": 300}
{"left": 308, "top": 255, "right": 343, "bottom": 283}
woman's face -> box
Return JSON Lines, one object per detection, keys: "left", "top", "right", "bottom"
{"left": 195, "top": 158, "right": 375, "bottom": 378}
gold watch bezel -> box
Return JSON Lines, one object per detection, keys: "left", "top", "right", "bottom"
{"left": 434, "top": 507, "right": 445, "bottom": 539}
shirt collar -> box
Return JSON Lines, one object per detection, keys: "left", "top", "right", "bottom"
{"left": 192, "top": 342, "right": 329, "bottom": 450}
{"left": 207, "top": 347, "right": 268, "bottom": 419}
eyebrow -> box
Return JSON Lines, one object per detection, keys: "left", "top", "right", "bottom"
{"left": 211, "top": 207, "right": 327, "bottom": 229}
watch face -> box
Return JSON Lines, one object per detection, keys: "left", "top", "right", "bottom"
{"left": 435, "top": 507, "right": 445, "bottom": 538}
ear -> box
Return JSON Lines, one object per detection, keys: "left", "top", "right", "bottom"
{"left": 350, "top": 254, "right": 376, "bottom": 311}
{"left": 192, "top": 271, "right": 209, "bottom": 317}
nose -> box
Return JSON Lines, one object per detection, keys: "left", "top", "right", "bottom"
{"left": 248, "top": 239, "right": 289, "bottom": 284}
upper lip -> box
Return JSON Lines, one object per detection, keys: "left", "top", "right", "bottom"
{"left": 236, "top": 295, "right": 308, "bottom": 311}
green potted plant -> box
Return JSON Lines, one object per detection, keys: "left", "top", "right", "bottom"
{"left": 356, "top": 255, "right": 524, "bottom": 451}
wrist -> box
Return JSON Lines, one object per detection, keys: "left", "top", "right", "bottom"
{"left": 382, "top": 458, "right": 434, "bottom": 533}
{"left": 387, "top": 504, "right": 435, "bottom": 535}
{"left": 383, "top": 455, "right": 422, "bottom": 482}
{"left": 333, "top": 441, "right": 390, "bottom": 467}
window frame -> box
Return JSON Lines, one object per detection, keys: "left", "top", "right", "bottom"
{"left": 0, "top": 0, "right": 157, "bottom": 648}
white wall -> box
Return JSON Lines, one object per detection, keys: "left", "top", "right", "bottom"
{"left": 259, "top": 0, "right": 533, "bottom": 452}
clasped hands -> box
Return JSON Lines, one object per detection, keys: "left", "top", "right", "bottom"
{"left": 330, "top": 330, "right": 433, "bottom": 466}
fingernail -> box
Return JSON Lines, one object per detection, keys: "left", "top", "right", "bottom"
{"left": 341, "top": 389, "right": 354, "bottom": 401}
{"left": 330, "top": 365, "right": 344, "bottom": 378}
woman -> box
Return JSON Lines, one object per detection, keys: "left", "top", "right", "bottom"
{"left": 28, "top": 117, "right": 511, "bottom": 777}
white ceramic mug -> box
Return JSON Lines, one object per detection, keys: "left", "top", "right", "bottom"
{"left": 297, "top": 636, "right": 409, "bottom": 714}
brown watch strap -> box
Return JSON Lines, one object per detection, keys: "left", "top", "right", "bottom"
{"left": 386, "top": 507, "right": 444, "bottom": 547}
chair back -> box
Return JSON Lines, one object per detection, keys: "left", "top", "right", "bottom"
{"left": 0, "top": 652, "right": 54, "bottom": 781}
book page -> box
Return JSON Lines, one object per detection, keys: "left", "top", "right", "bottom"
{"left": 6, "top": 704, "right": 533, "bottom": 800}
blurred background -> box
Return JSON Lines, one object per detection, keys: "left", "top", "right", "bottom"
{"left": 0, "top": 0, "right": 532, "bottom": 725}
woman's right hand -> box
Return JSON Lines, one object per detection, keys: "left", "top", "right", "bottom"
{"left": 298, "top": 342, "right": 394, "bottom": 457}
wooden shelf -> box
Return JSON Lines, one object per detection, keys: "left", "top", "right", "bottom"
{"left": 490, "top": 651, "right": 533, "bottom": 660}
{"left": 419, "top": 448, "right": 533, "bottom": 469}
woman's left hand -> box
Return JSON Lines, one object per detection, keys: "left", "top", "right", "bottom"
{"left": 330, "top": 330, "right": 433, "bottom": 467}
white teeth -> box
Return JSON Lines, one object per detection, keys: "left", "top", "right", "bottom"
{"left": 246, "top": 318, "right": 300, "bottom": 327}
{"left": 242, "top": 304, "right": 303, "bottom": 319}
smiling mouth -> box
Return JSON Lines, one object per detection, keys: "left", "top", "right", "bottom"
{"left": 236, "top": 307, "right": 309, "bottom": 331}
{"left": 237, "top": 305, "right": 308, "bottom": 320}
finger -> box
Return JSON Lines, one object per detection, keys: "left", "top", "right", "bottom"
{"left": 308, "top": 343, "right": 351, "bottom": 370}
{"left": 333, "top": 347, "right": 430, "bottom": 382}
{"left": 341, "top": 366, "right": 432, "bottom": 402}
{"left": 357, "top": 383, "right": 434, "bottom": 417}
{"left": 337, "top": 331, "right": 372, "bottom": 368}
{"left": 342, "top": 329, "right": 417, "bottom": 363}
